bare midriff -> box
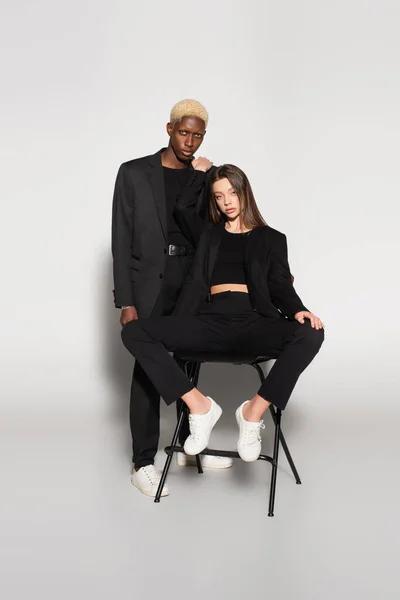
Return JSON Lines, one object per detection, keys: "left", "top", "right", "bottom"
{"left": 210, "top": 284, "right": 249, "bottom": 295}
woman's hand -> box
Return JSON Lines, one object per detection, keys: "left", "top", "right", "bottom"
{"left": 294, "top": 311, "right": 324, "bottom": 330}
{"left": 192, "top": 157, "right": 213, "bottom": 172}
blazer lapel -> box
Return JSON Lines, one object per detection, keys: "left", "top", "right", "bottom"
{"left": 244, "top": 227, "right": 258, "bottom": 267}
{"left": 147, "top": 149, "right": 167, "bottom": 243}
{"left": 244, "top": 226, "right": 266, "bottom": 276}
{"left": 207, "top": 223, "right": 224, "bottom": 284}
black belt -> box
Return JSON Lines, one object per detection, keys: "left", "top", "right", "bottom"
{"left": 168, "top": 244, "right": 194, "bottom": 257}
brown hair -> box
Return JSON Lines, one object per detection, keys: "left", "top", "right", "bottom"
{"left": 209, "top": 164, "right": 267, "bottom": 229}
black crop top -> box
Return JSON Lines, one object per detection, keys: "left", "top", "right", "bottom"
{"left": 210, "top": 228, "right": 250, "bottom": 286}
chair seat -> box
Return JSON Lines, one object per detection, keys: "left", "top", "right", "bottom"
{"left": 175, "top": 351, "right": 272, "bottom": 365}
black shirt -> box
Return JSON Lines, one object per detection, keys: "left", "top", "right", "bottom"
{"left": 162, "top": 166, "right": 193, "bottom": 246}
{"left": 210, "top": 228, "right": 250, "bottom": 286}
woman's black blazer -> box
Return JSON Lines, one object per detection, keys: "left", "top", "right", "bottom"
{"left": 173, "top": 221, "right": 308, "bottom": 320}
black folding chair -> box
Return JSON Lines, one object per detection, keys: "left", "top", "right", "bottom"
{"left": 155, "top": 353, "right": 301, "bottom": 516}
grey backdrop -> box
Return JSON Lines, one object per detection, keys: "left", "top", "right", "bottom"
{"left": 1, "top": 1, "right": 399, "bottom": 599}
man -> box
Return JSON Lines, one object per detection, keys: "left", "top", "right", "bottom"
{"left": 112, "top": 99, "right": 233, "bottom": 498}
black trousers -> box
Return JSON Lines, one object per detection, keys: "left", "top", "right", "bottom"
{"left": 129, "top": 255, "right": 192, "bottom": 468}
{"left": 123, "top": 292, "right": 324, "bottom": 422}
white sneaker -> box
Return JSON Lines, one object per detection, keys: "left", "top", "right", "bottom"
{"left": 176, "top": 453, "right": 233, "bottom": 469}
{"left": 235, "top": 401, "right": 265, "bottom": 462}
{"left": 131, "top": 465, "right": 170, "bottom": 497}
{"left": 183, "top": 397, "right": 222, "bottom": 455}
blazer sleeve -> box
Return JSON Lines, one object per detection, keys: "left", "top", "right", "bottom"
{"left": 111, "top": 164, "right": 135, "bottom": 308}
{"left": 173, "top": 169, "right": 210, "bottom": 246}
{"left": 268, "top": 233, "right": 309, "bottom": 318}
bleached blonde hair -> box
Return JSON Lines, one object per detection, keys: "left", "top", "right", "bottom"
{"left": 169, "top": 99, "right": 209, "bottom": 128}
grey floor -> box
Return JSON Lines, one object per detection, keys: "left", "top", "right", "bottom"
{"left": 3, "top": 364, "right": 399, "bottom": 600}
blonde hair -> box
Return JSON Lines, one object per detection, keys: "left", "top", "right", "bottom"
{"left": 169, "top": 99, "right": 209, "bottom": 127}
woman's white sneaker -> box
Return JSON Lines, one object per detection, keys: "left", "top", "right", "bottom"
{"left": 235, "top": 401, "right": 265, "bottom": 462}
{"left": 131, "top": 465, "right": 169, "bottom": 497}
{"left": 183, "top": 397, "right": 222, "bottom": 455}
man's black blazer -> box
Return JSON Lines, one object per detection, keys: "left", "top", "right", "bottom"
{"left": 173, "top": 222, "right": 309, "bottom": 320}
{"left": 111, "top": 148, "right": 212, "bottom": 316}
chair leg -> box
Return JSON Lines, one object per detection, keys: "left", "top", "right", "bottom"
{"left": 190, "top": 362, "right": 203, "bottom": 474}
{"left": 154, "top": 401, "right": 185, "bottom": 503}
{"left": 195, "top": 455, "right": 203, "bottom": 474}
{"left": 252, "top": 363, "right": 301, "bottom": 484}
{"left": 175, "top": 356, "right": 186, "bottom": 442}
{"left": 155, "top": 361, "right": 203, "bottom": 503}
{"left": 268, "top": 408, "right": 281, "bottom": 517}
{"left": 269, "top": 405, "right": 301, "bottom": 484}
{"left": 190, "top": 361, "right": 202, "bottom": 387}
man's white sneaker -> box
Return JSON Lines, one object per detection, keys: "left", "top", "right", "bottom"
{"left": 176, "top": 453, "right": 233, "bottom": 469}
{"left": 131, "top": 465, "right": 169, "bottom": 497}
{"left": 235, "top": 401, "right": 265, "bottom": 462}
{"left": 183, "top": 397, "right": 222, "bottom": 455}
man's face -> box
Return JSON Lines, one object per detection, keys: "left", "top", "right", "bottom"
{"left": 167, "top": 116, "right": 206, "bottom": 162}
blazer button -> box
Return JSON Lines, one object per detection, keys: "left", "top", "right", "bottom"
{"left": 159, "top": 274, "right": 163, "bottom": 279}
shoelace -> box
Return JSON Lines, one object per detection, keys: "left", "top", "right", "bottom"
{"left": 243, "top": 420, "right": 265, "bottom": 445}
{"left": 188, "top": 414, "right": 202, "bottom": 441}
{"left": 141, "top": 466, "right": 160, "bottom": 486}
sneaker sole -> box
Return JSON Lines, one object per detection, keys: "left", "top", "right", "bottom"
{"left": 184, "top": 402, "right": 223, "bottom": 456}
{"left": 177, "top": 456, "right": 233, "bottom": 469}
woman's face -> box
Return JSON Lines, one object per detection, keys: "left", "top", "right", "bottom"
{"left": 212, "top": 178, "right": 241, "bottom": 220}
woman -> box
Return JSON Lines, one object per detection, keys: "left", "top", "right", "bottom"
{"left": 122, "top": 164, "right": 324, "bottom": 467}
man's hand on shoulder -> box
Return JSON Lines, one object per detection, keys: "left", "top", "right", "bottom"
{"left": 192, "top": 157, "right": 213, "bottom": 172}
{"left": 120, "top": 306, "right": 138, "bottom": 327}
